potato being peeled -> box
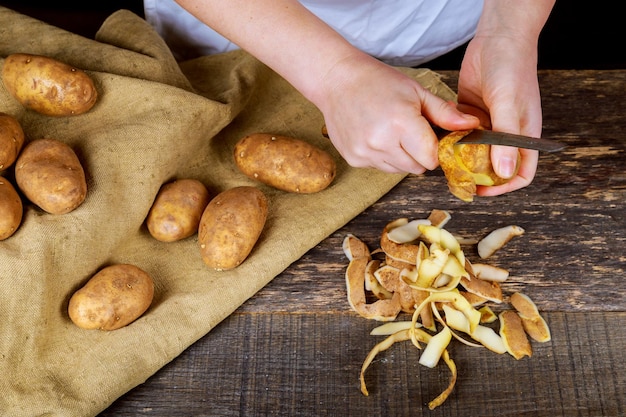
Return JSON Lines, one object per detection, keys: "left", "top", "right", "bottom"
{"left": 438, "top": 130, "right": 519, "bottom": 202}
{"left": 0, "top": 112, "right": 25, "bottom": 171}
{"left": 0, "top": 177, "right": 23, "bottom": 240}
{"left": 234, "top": 133, "right": 336, "bottom": 193}
{"left": 146, "top": 178, "right": 211, "bottom": 242}
{"left": 68, "top": 264, "right": 154, "bottom": 330}
{"left": 15, "top": 138, "right": 87, "bottom": 214}
{"left": 198, "top": 186, "right": 268, "bottom": 270}
{"left": 2, "top": 53, "right": 97, "bottom": 116}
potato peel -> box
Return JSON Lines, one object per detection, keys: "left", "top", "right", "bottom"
{"left": 359, "top": 328, "right": 458, "bottom": 411}
{"left": 499, "top": 310, "right": 532, "bottom": 359}
{"left": 438, "top": 130, "right": 477, "bottom": 202}
{"left": 471, "top": 263, "right": 510, "bottom": 282}
{"left": 510, "top": 292, "right": 551, "bottom": 342}
{"left": 427, "top": 209, "right": 452, "bottom": 229}
{"left": 459, "top": 275, "right": 503, "bottom": 304}
{"left": 419, "top": 326, "right": 452, "bottom": 368}
{"left": 477, "top": 225, "right": 525, "bottom": 259}
{"left": 370, "top": 321, "right": 421, "bottom": 336}
{"left": 380, "top": 224, "right": 422, "bottom": 264}
{"left": 343, "top": 233, "right": 371, "bottom": 261}
{"left": 344, "top": 210, "right": 549, "bottom": 409}
{"left": 387, "top": 219, "right": 430, "bottom": 244}
{"left": 365, "top": 260, "right": 393, "bottom": 299}
{"left": 346, "top": 257, "right": 402, "bottom": 321}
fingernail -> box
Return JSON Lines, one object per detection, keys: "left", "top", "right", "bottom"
{"left": 462, "top": 113, "right": 479, "bottom": 123}
{"left": 496, "top": 156, "right": 516, "bottom": 179}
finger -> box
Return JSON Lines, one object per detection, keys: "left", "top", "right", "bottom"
{"left": 377, "top": 148, "right": 428, "bottom": 175}
{"left": 477, "top": 148, "right": 538, "bottom": 196}
{"left": 455, "top": 103, "right": 491, "bottom": 128}
{"left": 399, "top": 125, "right": 438, "bottom": 171}
{"left": 420, "top": 93, "right": 480, "bottom": 131}
{"left": 490, "top": 145, "right": 522, "bottom": 179}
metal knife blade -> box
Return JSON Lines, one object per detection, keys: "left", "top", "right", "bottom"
{"left": 455, "top": 129, "right": 566, "bottom": 152}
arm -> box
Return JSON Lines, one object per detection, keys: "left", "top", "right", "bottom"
{"left": 457, "top": 0, "right": 556, "bottom": 196}
{"left": 175, "top": 0, "right": 480, "bottom": 174}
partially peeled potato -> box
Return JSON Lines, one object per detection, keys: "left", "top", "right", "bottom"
{"left": 438, "top": 130, "right": 519, "bottom": 202}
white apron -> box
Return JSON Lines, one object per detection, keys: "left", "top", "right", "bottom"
{"left": 143, "top": 0, "right": 483, "bottom": 65}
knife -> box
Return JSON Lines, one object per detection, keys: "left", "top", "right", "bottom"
{"left": 454, "top": 129, "right": 566, "bottom": 153}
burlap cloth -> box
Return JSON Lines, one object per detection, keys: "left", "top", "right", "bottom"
{"left": 0, "top": 7, "right": 456, "bottom": 416}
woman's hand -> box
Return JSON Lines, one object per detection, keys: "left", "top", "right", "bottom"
{"left": 316, "top": 53, "right": 480, "bottom": 175}
{"left": 457, "top": 0, "right": 556, "bottom": 196}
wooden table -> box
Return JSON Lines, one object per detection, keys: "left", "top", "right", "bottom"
{"left": 99, "top": 70, "right": 626, "bottom": 417}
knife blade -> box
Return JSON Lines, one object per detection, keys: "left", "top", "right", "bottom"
{"left": 455, "top": 129, "right": 566, "bottom": 152}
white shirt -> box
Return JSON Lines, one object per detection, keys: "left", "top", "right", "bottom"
{"left": 144, "top": 0, "right": 484, "bottom": 66}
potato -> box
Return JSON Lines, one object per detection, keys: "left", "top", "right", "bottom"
{"left": 146, "top": 178, "right": 211, "bottom": 242}
{"left": 0, "top": 112, "right": 25, "bottom": 171}
{"left": 68, "top": 264, "right": 154, "bottom": 330}
{"left": 438, "top": 130, "right": 519, "bottom": 202}
{"left": 2, "top": 53, "right": 97, "bottom": 116}
{"left": 15, "top": 138, "right": 87, "bottom": 214}
{"left": 198, "top": 186, "right": 268, "bottom": 270}
{"left": 234, "top": 133, "right": 336, "bottom": 193}
{"left": 0, "top": 176, "right": 23, "bottom": 240}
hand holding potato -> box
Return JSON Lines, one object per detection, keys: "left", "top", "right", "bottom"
{"left": 456, "top": 15, "right": 545, "bottom": 197}
{"left": 315, "top": 54, "right": 480, "bottom": 175}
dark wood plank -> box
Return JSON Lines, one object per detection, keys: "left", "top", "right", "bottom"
{"left": 100, "top": 70, "right": 626, "bottom": 416}
{"left": 101, "top": 311, "right": 626, "bottom": 416}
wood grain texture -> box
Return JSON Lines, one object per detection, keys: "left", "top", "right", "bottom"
{"left": 100, "top": 70, "right": 626, "bottom": 416}
{"left": 101, "top": 312, "right": 625, "bottom": 417}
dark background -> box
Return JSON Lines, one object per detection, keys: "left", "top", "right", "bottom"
{"left": 0, "top": 1, "right": 624, "bottom": 69}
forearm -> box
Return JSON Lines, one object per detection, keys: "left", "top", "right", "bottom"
{"left": 174, "top": 0, "right": 364, "bottom": 105}
{"left": 175, "top": 0, "right": 481, "bottom": 176}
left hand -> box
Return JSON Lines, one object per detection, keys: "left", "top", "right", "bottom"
{"left": 456, "top": 0, "right": 554, "bottom": 196}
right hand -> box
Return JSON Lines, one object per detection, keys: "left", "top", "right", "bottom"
{"left": 314, "top": 53, "right": 480, "bottom": 175}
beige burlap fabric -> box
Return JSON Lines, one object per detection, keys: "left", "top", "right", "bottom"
{"left": 0, "top": 7, "right": 456, "bottom": 416}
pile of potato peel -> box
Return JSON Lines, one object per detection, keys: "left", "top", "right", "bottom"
{"left": 342, "top": 209, "right": 551, "bottom": 410}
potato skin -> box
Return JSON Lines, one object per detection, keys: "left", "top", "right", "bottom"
{"left": 2, "top": 53, "right": 97, "bottom": 116}
{"left": 68, "top": 264, "right": 154, "bottom": 330}
{"left": 0, "top": 177, "right": 23, "bottom": 240}
{"left": 234, "top": 133, "right": 336, "bottom": 193}
{"left": 198, "top": 186, "right": 268, "bottom": 270}
{"left": 0, "top": 113, "right": 25, "bottom": 171}
{"left": 146, "top": 178, "right": 211, "bottom": 242}
{"left": 455, "top": 142, "right": 512, "bottom": 187}
{"left": 15, "top": 138, "right": 87, "bottom": 214}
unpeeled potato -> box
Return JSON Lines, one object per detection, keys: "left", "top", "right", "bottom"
{"left": 438, "top": 130, "right": 519, "bottom": 202}
{"left": 2, "top": 53, "right": 98, "bottom": 116}
{"left": 15, "top": 138, "right": 87, "bottom": 214}
{"left": 0, "top": 176, "right": 23, "bottom": 240}
{"left": 146, "top": 179, "right": 211, "bottom": 242}
{"left": 234, "top": 133, "right": 336, "bottom": 193}
{"left": 198, "top": 186, "right": 268, "bottom": 270}
{"left": 68, "top": 264, "right": 154, "bottom": 331}
{"left": 0, "top": 112, "right": 25, "bottom": 171}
